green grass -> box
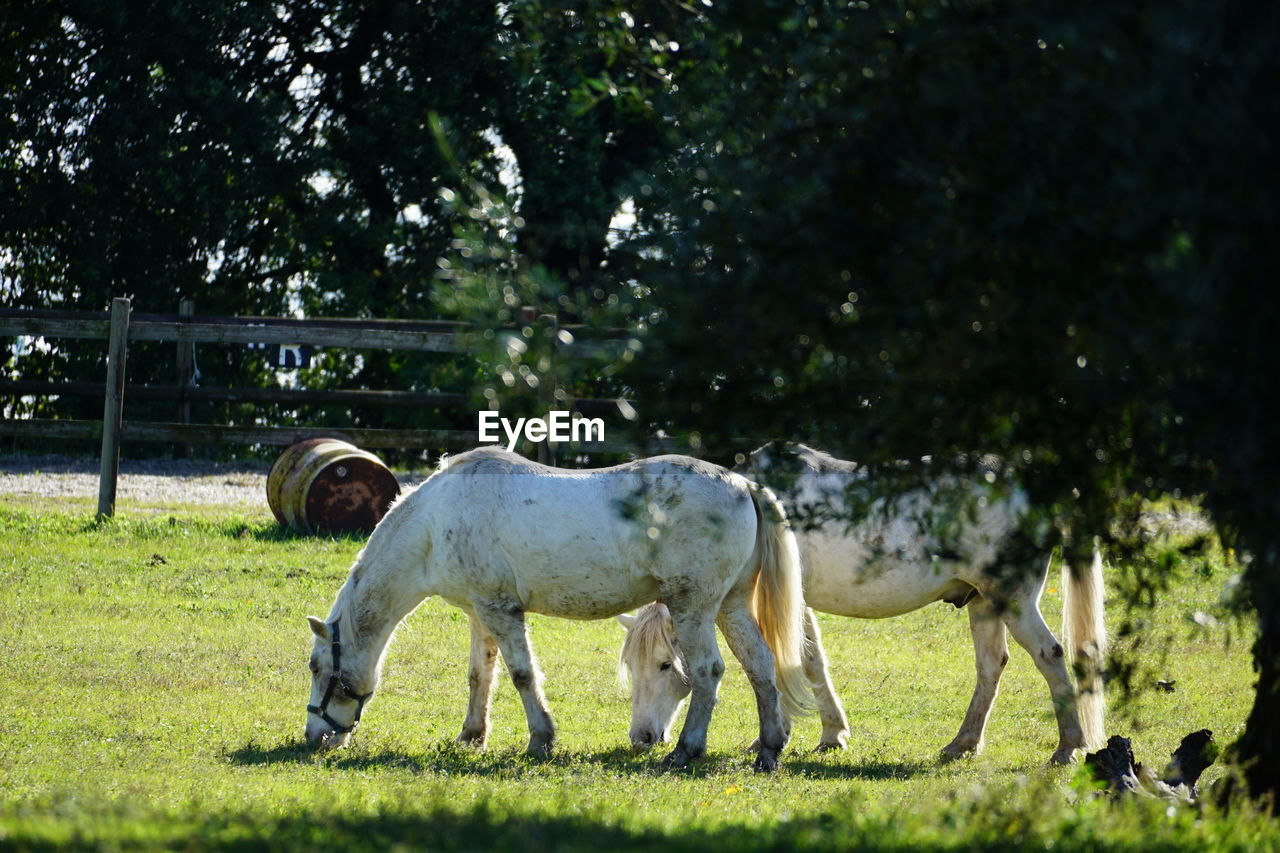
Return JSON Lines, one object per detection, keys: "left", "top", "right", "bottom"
{"left": 0, "top": 494, "right": 1274, "bottom": 850}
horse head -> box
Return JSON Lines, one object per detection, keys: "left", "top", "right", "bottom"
{"left": 304, "top": 614, "right": 376, "bottom": 748}
{"left": 617, "top": 603, "right": 690, "bottom": 750}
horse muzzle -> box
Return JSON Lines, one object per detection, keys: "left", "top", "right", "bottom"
{"left": 630, "top": 727, "right": 668, "bottom": 752}
{"left": 305, "top": 721, "right": 351, "bottom": 749}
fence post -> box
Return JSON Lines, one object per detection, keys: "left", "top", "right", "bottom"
{"left": 175, "top": 297, "right": 195, "bottom": 458}
{"left": 97, "top": 297, "right": 131, "bottom": 518}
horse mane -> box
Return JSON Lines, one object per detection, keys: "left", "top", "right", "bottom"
{"left": 765, "top": 443, "right": 1006, "bottom": 479}
{"left": 330, "top": 447, "right": 525, "bottom": 630}
{"left": 792, "top": 443, "right": 862, "bottom": 474}
{"left": 342, "top": 482, "right": 418, "bottom": 587}
{"left": 745, "top": 442, "right": 861, "bottom": 481}
{"left": 618, "top": 602, "right": 678, "bottom": 685}
{"left": 325, "top": 468, "right": 439, "bottom": 636}
{"left": 800, "top": 444, "right": 1015, "bottom": 480}
{"left": 343, "top": 446, "right": 514, "bottom": 590}
{"left": 438, "top": 445, "right": 520, "bottom": 473}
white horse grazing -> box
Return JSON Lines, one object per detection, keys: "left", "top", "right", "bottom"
{"left": 619, "top": 444, "right": 1106, "bottom": 764}
{"left": 304, "top": 446, "right": 812, "bottom": 771}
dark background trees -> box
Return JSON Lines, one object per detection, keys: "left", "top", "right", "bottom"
{"left": 618, "top": 0, "right": 1280, "bottom": 800}
{"left": 0, "top": 0, "right": 674, "bottom": 435}
{"left": 3, "top": 0, "right": 1277, "bottom": 801}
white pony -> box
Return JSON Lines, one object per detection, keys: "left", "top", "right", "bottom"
{"left": 619, "top": 444, "right": 1106, "bottom": 764}
{"left": 304, "top": 446, "right": 812, "bottom": 771}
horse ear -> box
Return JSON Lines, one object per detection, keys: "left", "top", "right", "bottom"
{"left": 615, "top": 613, "right": 637, "bottom": 630}
{"left": 307, "top": 616, "right": 329, "bottom": 639}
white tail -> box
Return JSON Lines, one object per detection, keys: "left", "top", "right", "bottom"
{"left": 1062, "top": 545, "right": 1107, "bottom": 750}
{"left": 748, "top": 486, "right": 814, "bottom": 720}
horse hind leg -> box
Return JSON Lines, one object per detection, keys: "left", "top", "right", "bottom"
{"left": 471, "top": 598, "right": 556, "bottom": 755}
{"left": 1002, "top": 587, "right": 1085, "bottom": 764}
{"left": 456, "top": 614, "right": 499, "bottom": 747}
{"left": 717, "top": 597, "right": 790, "bottom": 772}
{"left": 942, "top": 597, "right": 1008, "bottom": 759}
{"left": 802, "top": 608, "right": 850, "bottom": 751}
{"left": 661, "top": 604, "right": 724, "bottom": 770}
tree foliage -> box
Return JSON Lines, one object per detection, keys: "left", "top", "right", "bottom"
{"left": 612, "top": 0, "right": 1280, "bottom": 799}
{"left": 3, "top": 0, "right": 1279, "bottom": 800}
{"left": 0, "top": 0, "right": 672, "bottom": 432}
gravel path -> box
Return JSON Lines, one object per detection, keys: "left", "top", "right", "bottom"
{"left": 0, "top": 454, "right": 271, "bottom": 506}
{"left": 0, "top": 454, "right": 1211, "bottom": 539}
{"left": 0, "top": 454, "right": 431, "bottom": 508}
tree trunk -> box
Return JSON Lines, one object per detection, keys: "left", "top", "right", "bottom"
{"left": 1236, "top": 586, "right": 1280, "bottom": 806}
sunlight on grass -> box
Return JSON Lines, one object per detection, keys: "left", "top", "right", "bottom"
{"left": 0, "top": 497, "right": 1271, "bottom": 850}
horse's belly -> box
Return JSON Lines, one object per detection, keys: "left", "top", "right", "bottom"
{"left": 523, "top": 577, "right": 662, "bottom": 620}
{"left": 805, "top": 571, "right": 958, "bottom": 617}
{"left": 800, "top": 537, "right": 959, "bottom": 618}
{"left": 502, "top": 532, "right": 665, "bottom": 619}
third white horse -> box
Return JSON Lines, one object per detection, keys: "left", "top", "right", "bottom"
{"left": 619, "top": 444, "right": 1106, "bottom": 764}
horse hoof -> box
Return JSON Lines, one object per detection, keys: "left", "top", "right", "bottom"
{"left": 1049, "top": 750, "right": 1078, "bottom": 766}
{"left": 745, "top": 738, "right": 761, "bottom": 753}
{"left": 456, "top": 730, "right": 487, "bottom": 748}
{"left": 526, "top": 738, "right": 555, "bottom": 757}
{"left": 661, "top": 748, "right": 692, "bottom": 769}
{"left": 814, "top": 739, "right": 846, "bottom": 753}
{"left": 753, "top": 749, "right": 780, "bottom": 773}
{"left": 940, "top": 740, "right": 980, "bottom": 761}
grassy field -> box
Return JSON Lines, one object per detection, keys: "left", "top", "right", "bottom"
{"left": 0, "top": 493, "right": 1275, "bottom": 850}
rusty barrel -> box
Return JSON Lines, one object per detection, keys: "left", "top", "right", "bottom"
{"left": 267, "top": 438, "right": 400, "bottom": 534}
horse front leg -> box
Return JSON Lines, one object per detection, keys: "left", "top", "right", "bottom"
{"left": 802, "top": 608, "right": 850, "bottom": 751}
{"left": 942, "top": 597, "right": 1008, "bottom": 759}
{"left": 717, "top": 599, "right": 789, "bottom": 772}
{"left": 456, "top": 613, "right": 499, "bottom": 747}
{"left": 661, "top": 606, "right": 723, "bottom": 770}
{"left": 471, "top": 598, "right": 556, "bottom": 755}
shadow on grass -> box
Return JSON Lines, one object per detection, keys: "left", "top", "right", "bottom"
{"left": 225, "top": 738, "right": 743, "bottom": 778}
{"left": 68, "top": 511, "right": 369, "bottom": 544}
{"left": 783, "top": 756, "right": 934, "bottom": 781}
{"left": 0, "top": 802, "right": 1035, "bottom": 853}
{"left": 246, "top": 524, "right": 368, "bottom": 544}
{"left": 226, "top": 739, "right": 928, "bottom": 781}
{"left": 226, "top": 740, "right": 321, "bottom": 766}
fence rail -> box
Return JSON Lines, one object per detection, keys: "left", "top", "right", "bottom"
{"left": 0, "top": 418, "right": 639, "bottom": 452}
{"left": 0, "top": 308, "right": 619, "bottom": 355}
{"left": 1, "top": 299, "right": 636, "bottom": 517}
{"left": 0, "top": 380, "right": 621, "bottom": 414}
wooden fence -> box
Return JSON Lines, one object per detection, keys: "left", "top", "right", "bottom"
{"left": 0, "top": 298, "right": 638, "bottom": 517}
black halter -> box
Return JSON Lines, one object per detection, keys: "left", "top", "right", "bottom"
{"left": 306, "top": 620, "right": 374, "bottom": 735}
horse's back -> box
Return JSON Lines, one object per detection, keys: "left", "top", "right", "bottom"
{"left": 435, "top": 448, "right": 753, "bottom": 518}
{"left": 773, "top": 449, "right": 1032, "bottom": 617}
{"left": 422, "top": 448, "right": 759, "bottom": 617}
